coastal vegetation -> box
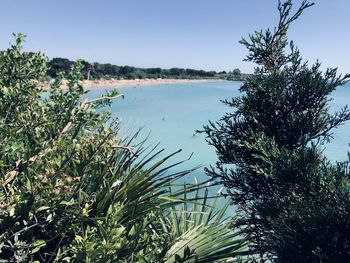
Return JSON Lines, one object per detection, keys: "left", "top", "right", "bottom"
{"left": 226, "top": 68, "right": 243, "bottom": 81}
{"left": 1, "top": 0, "right": 350, "bottom": 262}
{"left": 48, "top": 58, "right": 223, "bottom": 81}
{"left": 0, "top": 34, "right": 249, "bottom": 262}
{"left": 47, "top": 58, "right": 247, "bottom": 82}
{"left": 205, "top": 0, "right": 350, "bottom": 262}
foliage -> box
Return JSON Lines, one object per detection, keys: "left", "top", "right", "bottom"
{"left": 204, "top": 1, "right": 350, "bottom": 262}
{"left": 47, "top": 58, "right": 219, "bottom": 80}
{"left": 0, "top": 34, "right": 250, "bottom": 262}
{"left": 163, "top": 186, "right": 250, "bottom": 263}
{"left": 226, "top": 69, "right": 242, "bottom": 81}
{"left": 48, "top": 58, "right": 74, "bottom": 78}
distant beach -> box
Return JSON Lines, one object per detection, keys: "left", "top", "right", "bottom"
{"left": 43, "top": 78, "right": 224, "bottom": 90}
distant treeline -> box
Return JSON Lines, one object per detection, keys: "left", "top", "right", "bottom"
{"left": 47, "top": 57, "right": 246, "bottom": 80}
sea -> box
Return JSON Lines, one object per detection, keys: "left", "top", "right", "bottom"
{"left": 86, "top": 81, "right": 350, "bottom": 187}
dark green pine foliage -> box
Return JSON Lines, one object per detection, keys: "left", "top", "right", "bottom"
{"left": 204, "top": 1, "right": 350, "bottom": 262}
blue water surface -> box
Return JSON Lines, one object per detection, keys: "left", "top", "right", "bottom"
{"left": 85, "top": 81, "right": 350, "bottom": 185}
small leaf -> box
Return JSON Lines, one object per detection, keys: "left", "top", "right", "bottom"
{"left": 37, "top": 206, "right": 50, "bottom": 211}
{"left": 32, "top": 240, "right": 46, "bottom": 254}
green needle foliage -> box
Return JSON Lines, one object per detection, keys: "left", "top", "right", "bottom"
{"left": 0, "top": 34, "right": 249, "bottom": 262}
{"left": 205, "top": 1, "right": 350, "bottom": 262}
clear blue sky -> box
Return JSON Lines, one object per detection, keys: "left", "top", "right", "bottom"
{"left": 0, "top": 0, "right": 349, "bottom": 73}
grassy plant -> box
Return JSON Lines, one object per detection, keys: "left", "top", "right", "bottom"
{"left": 0, "top": 34, "right": 250, "bottom": 262}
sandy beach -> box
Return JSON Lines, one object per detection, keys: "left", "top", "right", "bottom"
{"left": 44, "top": 78, "right": 222, "bottom": 90}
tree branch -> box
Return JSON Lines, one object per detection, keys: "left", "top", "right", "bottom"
{"left": 84, "top": 94, "right": 124, "bottom": 105}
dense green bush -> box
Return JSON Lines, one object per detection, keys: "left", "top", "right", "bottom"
{"left": 205, "top": 1, "right": 350, "bottom": 262}
{"left": 0, "top": 34, "right": 249, "bottom": 262}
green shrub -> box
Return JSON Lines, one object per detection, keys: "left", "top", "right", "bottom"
{"left": 204, "top": 1, "right": 350, "bottom": 262}
{"left": 0, "top": 34, "right": 249, "bottom": 262}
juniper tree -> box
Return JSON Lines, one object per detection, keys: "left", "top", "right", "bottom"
{"left": 205, "top": 1, "right": 350, "bottom": 261}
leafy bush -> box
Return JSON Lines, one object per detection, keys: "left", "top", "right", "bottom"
{"left": 0, "top": 34, "right": 249, "bottom": 262}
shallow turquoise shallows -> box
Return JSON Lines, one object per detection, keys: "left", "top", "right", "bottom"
{"left": 85, "top": 81, "right": 350, "bottom": 185}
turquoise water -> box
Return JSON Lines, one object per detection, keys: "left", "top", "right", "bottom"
{"left": 86, "top": 81, "right": 350, "bottom": 183}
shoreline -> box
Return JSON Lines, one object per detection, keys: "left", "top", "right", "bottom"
{"left": 46, "top": 78, "right": 226, "bottom": 90}
{"left": 82, "top": 78, "right": 225, "bottom": 89}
